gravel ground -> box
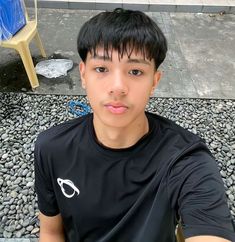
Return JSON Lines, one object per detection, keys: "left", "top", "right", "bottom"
{"left": 0, "top": 92, "right": 234, "bottom": 238}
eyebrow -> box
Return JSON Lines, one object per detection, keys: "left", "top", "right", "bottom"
{"left": 91, "top": 55, "right": 151, "bottom": 65}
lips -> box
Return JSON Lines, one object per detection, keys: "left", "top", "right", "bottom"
{"left": 104, "top": 103, "right": 128, "bottom": 114}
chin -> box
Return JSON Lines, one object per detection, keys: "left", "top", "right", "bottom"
{"left": 95, "top": 113, "right": 133, "bottom": 129}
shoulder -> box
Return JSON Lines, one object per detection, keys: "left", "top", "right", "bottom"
{"left": 35, "top": 114, "right": 91, "bottom": 150}
{"left": 147, "top": 112, "right": 202, "bottom": 148}
{"left": 145, "top": 112, "right": 213, "bottom": 180}
{"left": 150, "top": 112, "right": 215, "bottom": 168}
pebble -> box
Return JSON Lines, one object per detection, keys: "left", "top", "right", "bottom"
{"left": 1, "top": 133, "right": 8, "bottom": 140}
{"left": 1, "top": 153, "right": 8, "bottom": 159}
{"left": 10, "top": 191, "right": 18, "bottom": 198}
{"left": 26, "top": 225, "right": 34, "bottom": 232}
{"left": 220, "top": 170, "right": 226, "bottom": 178}
{"left": 0, "top": 92, "right": 235, "bottom": 238}
{"left": 14, "top": 177, "right": 22, "bottom": 185}
{"left": 31, "top": 227, "right": 40, "bottom": 234}
{"left": 22, "top": 219, "right": 30, "bottom": 227}
{"left": 222, "top": 146, "right": 230, "bottom": 152}
{"left": 22, "top": 195, "right": 28, "bottom": 203}
{"left": 6, "top": 225, "right": 16, "bottom": 232}
{"left": 15, "top": 230, "right": 23, "bottom": 238}
{"left": 13, "top": 149, "right": 19, "bottom": 155}
{"left": 21, "top": 190, "right": 29, "bottom": 196}
{"left": 3, "top": 231, "right": 12, "bottom": 238}
{"left": 229, "top": 194, "right": 234, "bottom": 201}
{"left": 26, "top": 181, "right": 34, "bottom": 187}
{"left": 2, "top": 216, "right": 7, "bottom": 223}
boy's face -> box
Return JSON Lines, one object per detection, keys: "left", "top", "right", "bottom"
{"left": 79, "top": 47, "right": 161, "bottom": 129}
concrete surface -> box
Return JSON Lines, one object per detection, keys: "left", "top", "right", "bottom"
{"left": 24, "top": 0, "right": 235, "bottom": 14}
{"left": 0, "top": 9, "right": 234, "bottom": 99}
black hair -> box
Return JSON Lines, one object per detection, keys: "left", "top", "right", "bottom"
{"left": 77, "top": 8, "right": 167, "bottom": 70}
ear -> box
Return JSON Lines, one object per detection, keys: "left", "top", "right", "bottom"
{"left": 79, "top": 61, "right": 86, "bottom": 89}
{"left": 151, "top": 71, "right": 162, "bottom": 95}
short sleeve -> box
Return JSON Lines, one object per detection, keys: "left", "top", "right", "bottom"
{"left": 168, "top": 142, "right": 235, "bottom": 241}
{"left": 34, "top": 134, "right": 60, "bottom": 216}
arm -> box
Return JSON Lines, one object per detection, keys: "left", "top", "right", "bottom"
{"left": 177, "top": 223, "right": 231, "bottom": 242}
{"left": 34, "top": 136, "right": 64, "bottom": 241}
{"left": 186, "top": 236, "right": 231, "bottom": 242}
{"left": 39, "top": 212, "right": 65, "bottom": 242}
{"left": 168, "top": 143, "right": 235, "bottom": 241}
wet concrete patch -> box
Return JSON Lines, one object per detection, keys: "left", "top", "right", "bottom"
{"left": 0, "top": 53, "right": 78, "bottom": 93}
{"left": 0, "top": 58, "right": 32, "bottom": 92}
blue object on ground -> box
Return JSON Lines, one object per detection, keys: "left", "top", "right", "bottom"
{"left": 0, "top": 0, "right": 26, "bottom": 41}
{"left": 68, "top": 100, "right": 91, "bottom": 116}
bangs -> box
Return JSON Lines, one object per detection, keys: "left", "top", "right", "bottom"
{"left": 89, "top": 41, "right": 155, "bottom": 61}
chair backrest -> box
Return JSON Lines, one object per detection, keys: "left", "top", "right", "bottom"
{"left": 22, "top": 0, "right": 37, "bottom": 24}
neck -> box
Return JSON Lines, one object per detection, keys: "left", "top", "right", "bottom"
{"left": 93, "top": 115, "right": 149, "bottom": 149}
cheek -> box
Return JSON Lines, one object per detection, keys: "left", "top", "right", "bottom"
{"left": 85, "top": 85, "right": 102, "bottom": 105}
{"left": 133, "top": 83, "right": 153, "bottom": 97}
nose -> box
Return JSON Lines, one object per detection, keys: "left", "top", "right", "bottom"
{"left": 108, "top": 71, "right": 128, "bottom": 96}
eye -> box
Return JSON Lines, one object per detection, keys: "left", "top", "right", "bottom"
{"left": 129, "top": 69, "right": 143, "bottom": 76}
{"left": 95, "top": 67, "right": 108, "bottom": 73}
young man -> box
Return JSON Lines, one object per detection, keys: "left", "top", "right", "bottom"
{"left": 34, "top": 8, "right": 235, "bottom": 242}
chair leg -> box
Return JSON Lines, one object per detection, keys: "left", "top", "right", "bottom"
{"left": 17, "top": 42, "right": 39, "bottom": 89}
{"left": 176, "top": 224, "right": 185, "bottom": 242}
{"left": 34, "top": 31, "right": 46, "bottom": 58}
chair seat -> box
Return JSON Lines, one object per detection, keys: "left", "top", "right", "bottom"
{"left": 0, "top": 0, "right": 46, "bottom": 89}
{"left": 1, "top": 21, "right": 37, "bottom": 47}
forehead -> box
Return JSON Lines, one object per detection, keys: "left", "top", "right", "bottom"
{"left": 87, "top": 46, "right": 153, "bottom": 64}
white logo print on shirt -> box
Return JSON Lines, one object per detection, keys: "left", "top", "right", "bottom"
{"left": 57, "top": 178, "right": 80, "bottom": 198}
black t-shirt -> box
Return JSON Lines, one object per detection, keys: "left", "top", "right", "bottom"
{"left": 34, "top": 112, "right": 235, "bottom": 242}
